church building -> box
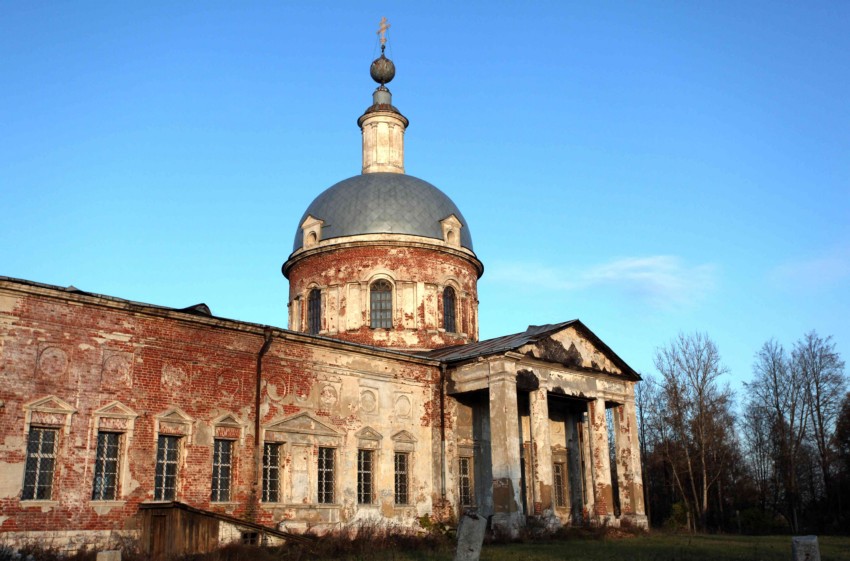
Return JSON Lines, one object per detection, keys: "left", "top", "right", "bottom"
{"left": 0, "top": 33, "right": 646, "bottom": 552}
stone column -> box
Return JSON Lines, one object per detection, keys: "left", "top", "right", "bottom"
{"left": 588, "top": 397, "right": 615, "bottom": 525}
{"left": 488, "top": 364, "right": 523, "bottom": 536}
{"left": 529, "top": 388, "right": 553, "bottom": 519}
{"left": 617, "top": 400, "right": 648, "bottom": 527}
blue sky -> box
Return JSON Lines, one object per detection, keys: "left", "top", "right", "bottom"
{"left": 2, "top": 2, "right": 848, "bottom": 392}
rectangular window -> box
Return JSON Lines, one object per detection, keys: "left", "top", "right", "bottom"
{"left": 91, "top": 432, "right": 121, "bottom": 500}
{"left": 458, "top": 456, "right": 473, "bottom": 507}
{"left": 394, "top": 452, "right": 409, "bottom": 505}
{"left": 211, "top": 439, "right": 233, "bottom": 502}
{"left": 357, "top": 449, "right": 373, "bottom": 504}
{"left": 317, "top": 447, "right": 334, "bottom": 504}
{"left": 553, "top": 461, "right": 567, "bottom": 507}
{"left": 154, "top": 435, "right": 180, "bottom": 501}
{"left": 262, "top": 443, "right": 281, "bottom": 503}
{"left": 22, "top": 427, "right": 57, "bottom": 500}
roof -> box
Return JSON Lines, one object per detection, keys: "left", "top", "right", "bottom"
{"left": 291, "top": 172, "right": 474, "bottom": 252}
{"left": 419, "top": 321, "right": 641, "bottom": 380}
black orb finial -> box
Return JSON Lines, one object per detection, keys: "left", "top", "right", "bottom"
{"left": 370, "top": 53, "right": 395, "bottom": 86}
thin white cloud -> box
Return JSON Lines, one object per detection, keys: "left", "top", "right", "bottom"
{"left": 770, "top": 245, "right": 850, "bottom": 290}
{"left": 488, "top": 255, "right": 717, "bottom": 309}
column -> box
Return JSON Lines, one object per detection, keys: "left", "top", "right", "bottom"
{"left": 617, "top": 400, "right": 648, "bottom": 527}
{"left": 588, "top": 397, "right": 615, "bottom": 524}
{"left": 529, "top": 388, "right": 553, "bottom": 518}
{"left": 488, "top": 365, "right": 523, "bottom": 536}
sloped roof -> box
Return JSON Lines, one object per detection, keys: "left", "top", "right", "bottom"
{"left": 420, "top": 321, "right": 640, "bottom": 380}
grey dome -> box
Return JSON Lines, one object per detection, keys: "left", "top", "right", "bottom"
{"left": 292, "top": 173, "right": 473, "bottom": 252}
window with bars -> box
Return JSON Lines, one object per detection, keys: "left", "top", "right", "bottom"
{"left": 22, "top": 427, "right": 57, "bottom": 501}
{"left": 154, "top": 435, "right": 180, "bottom": 501}
{"left": 458, "top": 456, "right": 473, "bottom": 507}
{"left": 357, "top": 449, "right": 373, "bottom": 504}
{"left": 370, "top": 280, "right": 392, "bottom": 329}
{"left": 443, "top": 287, "right": 456, "bottom": 333}
{"left": 394, "top": 452, "right": 409, "bottom": 505}
{"left": 553, "top": 462, "right": 567, "bottom": 508}
{"left": 262, "top": 443, "right": 281, "bottom": 503}
{"left": 91, "top": 432, "right": 121, "bottom": 500}
{"left": 211, "top": 439, "right": 233, "bottom": 502}
{"left": 307, "top": 289, "right": 321, "bottom": 334}
{"left": 317, "top": 447, "right": 334, "bottom": 504}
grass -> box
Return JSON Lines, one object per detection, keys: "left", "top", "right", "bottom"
{"left": 4, "top": 532, "right": 850, "bottom": 561}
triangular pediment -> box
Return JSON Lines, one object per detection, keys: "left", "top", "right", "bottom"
{"left": 213, "top": 413, "right": 243, "bottom": 428}
{"left": 301, "top": 215, "right": 324, "bottom": 230}
{"left": 24, "top": 395, "right": 76, "bottom": 414}
{"left": 518, "top": 322, "right": 630, "bottom": 377}
{"left": 355, "top": 426, "right": 383, "bottom": 441}
{"left": 156, "top": 406, "right": 193, "bottom": 423}
{"left": 94, "top": 401, "right": 138, "bottom": 419}
{"left": 391, "top": 430, "right": 417, "bottom": 444}
{"left": 266, "top": 412, "right": 339, "bottom": 436}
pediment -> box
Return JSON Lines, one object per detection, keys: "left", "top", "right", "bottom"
{"left": 391, "top": 430, "right": 417, "bottom": 444}
{"left": 23, "top": 395, "right": 76, "bottom": 414}
{"left": 93, "top": 401, "right": 138, "bottom": 419}
{"left": 301, "top": 215, "right": 324, "bottom": 230}
{"left": 265, "top": 412, "right": 340, "bottom": 436}
{"left": 355, "top": 426, "right": 383, "bottom": 441}
{"left": 519, "top": 323, "right": 633, "bottom": 378}
{"left": 213, "top": 413, "right": 243, "bottom": 428}
{"left": 155, "top": 406, "right": 193, "bottom": 424}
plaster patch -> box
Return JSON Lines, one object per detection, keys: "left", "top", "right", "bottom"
{"left": 0, "top": 462, "right": 24, "bottom": 498}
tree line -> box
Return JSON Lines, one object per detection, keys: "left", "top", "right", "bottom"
{"left": 637, "top": 331, "right": 848, "bottom": 534}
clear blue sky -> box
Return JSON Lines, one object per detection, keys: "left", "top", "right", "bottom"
{"left": 2, "top": 2, "right": 848, "bottom": 392}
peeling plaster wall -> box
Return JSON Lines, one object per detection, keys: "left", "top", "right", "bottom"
{"left": 0, "top": 281, "right": 442, "bottom": 544}
{"left": 286, "top": 245, "right": 479, "bottom": 349}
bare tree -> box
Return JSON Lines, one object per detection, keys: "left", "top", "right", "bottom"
{"left": 795, "top": 331, "right": 847, "bottom": 501}
{"left": 653, "top": 332, "right": 734, "bottom": 531}
{"left": 744, "top": 339, "right": 809, "bottom": 531}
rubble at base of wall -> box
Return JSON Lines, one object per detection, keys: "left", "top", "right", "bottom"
{"left": 0, "top": 530, "right": 138, "bottom": 554}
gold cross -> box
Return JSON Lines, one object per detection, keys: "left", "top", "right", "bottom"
{"left": 376, "top": 17, "right": 390, "bottom": 46}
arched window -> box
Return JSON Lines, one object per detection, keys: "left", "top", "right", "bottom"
{"left": 443, "top": 287, "right": 456, "bottom": 333}
{"left": 308, "top": 289, "right": 321, "bottom": 334}
{"left": 370, "top": 280, "right": 393, "bottom": 329}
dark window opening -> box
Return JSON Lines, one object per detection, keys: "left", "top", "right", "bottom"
{"left": 394, "top": 452, "right": 409, "bottom": 505}
{"left": 443, "top": 287, "right": 456, "bottom": 332}
{"left": 92, "top": 431, "right": 121, "bottom": 500}
{"left": 23, "top": 427, "right": 57, "bottom": 500}
{"left": 370, "top": 280, "right": 393, "bottom": 329}
{"left": 308, "top": 289, "right": 321, "bottom": 334}
{"left": 318, "top": 447, "right": 335, "bottom": 504}
{"left": 211, "top": 439, "right": 233, "bottom": 502}
{"left": 154, "top": 435, "right": 180, "bottom": 501}
{"left": 262, "top": 443, "right": 281, "bottom": 502}
{"left": 357, "top": 449, "right": 373, "bottom": 504}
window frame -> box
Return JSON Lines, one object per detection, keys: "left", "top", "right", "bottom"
{"left": 553, "top": 461, "right": 568, "bottom": 508}
{"left": 211, "top": 438, "right": 234, "bottom": 502}
{"left": 369, "top": 279, "right": 393, "bottom": 329}
{"left": 317, "top": 446, "right": 335, "bottom": 504}
{"left": 357, "top": 449, "right": 374, "bottom": 505}
{"left": 307, "top": 288, "right": 322, "bottom": 334}
{"left": 262, "top": 442, "right": 281, "bottom": 503}
{"left": 394, "top": 451, "right": 410, "bottom": 505}
{"left": 154, "top": 434, "right": 181, "bottom": 501}
{"left": 91, "top": 431, "right": 121, "bottom": 501}
{"left": 22, "top": 426, "right": 58, "bottom": 501}
{"left": 458, "top": 456, "right": 474, "bottom": 507}
{"left": 443, "top": 286, "right": 457, "bottom": 333}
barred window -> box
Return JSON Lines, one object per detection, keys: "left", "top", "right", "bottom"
{"left": 394, "top": 452, "right": 409, "bottom": 505}
{"left": 262, "top": 443, "right": 281, "bottom": 503}
{"left": 553, "top": 462, "right": 567, "bottom": 507}
{"left": 22, "top": 427, "right": 57, "bottom": 500}
{"left": 307, "top": 289, "right": 321, "bottom": 335}
{"left": 357, "top": 449, "right": 373, "bottom": 505}
{"left": 370, "top": 280, "right": 392, "bottom": 329}
{"left": 91, "top": 432, "right": 121, "bottom": 500}
{"left": 458, "top": 456, "right": 473, "bottom": 507}
{"left": 154, "top": 435, "right": 180, "bottom": 501}
{"left": 443, "top": 287, "right": 456, "bottom": 333}
{"left": 317, "top": 447, "right": 335, "bottom": 504}
{"left": 211, "top": 439, "right": 233, "bottom": 502}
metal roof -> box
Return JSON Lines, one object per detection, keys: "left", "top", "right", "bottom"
{"left": 292, "top": 173, "right": 474, "bottom": 252}
{"left": 419, "top": 320, "right": 641, "bottom": 380}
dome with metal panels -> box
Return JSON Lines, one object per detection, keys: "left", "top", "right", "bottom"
{"left": 292, "top": 172, "right": 473, "bottom": 252}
